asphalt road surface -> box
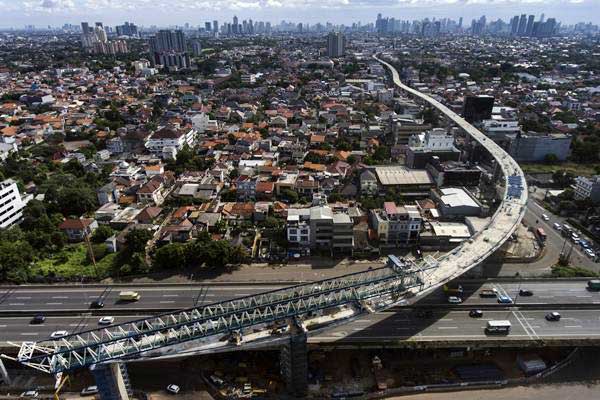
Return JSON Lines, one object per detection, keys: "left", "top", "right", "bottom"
{"left": 311, "top": 308, "right": 600, "bottom": 343}
{"left": 0, "top": 284, "right": 286, "bottom": 312}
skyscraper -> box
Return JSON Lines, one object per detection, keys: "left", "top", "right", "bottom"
{"left": 233, "top": 16, "right": 238, "bottom": 34}
{"left": 326, "top": 31, "right": 345, "bottom": 58}
{"left": 517, "top": 14, "right": 527, "bottom": 35}
{"left": 510, "top": 15, "right": 519, "bottom": 35}
{"left": 205, "top": 22, "right": 211, "bottom": 32}
{"left": 213, "top": 20, "right": 218, "bottom": 33}
{"left": 149, "top": 30, "right": 190, "bottom": 69}
{"left": 525, "top": 15, "right": 535, "bottom": 36}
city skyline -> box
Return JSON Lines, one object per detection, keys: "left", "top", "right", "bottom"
{"left": 1, "top": 0, "right": 599, "bottom": 28}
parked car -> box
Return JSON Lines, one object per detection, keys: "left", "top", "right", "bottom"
{"left": 98, "top": 316, "right": 115, "bottom": 325}
{"left": 166, "top": 384, "right": 180, "bottom": 394}
{"left": 30, "top": 315, "right": 45, "bottom": 324}
{"left": 20, "top": 391, "right": 39, "bottom": 398}
{"left": 50, "top": 330, "right": 69, "bottom": 339}
{"left": 469, "top": 309, "right": 483, "bottom": 318}
{"left": 497, "top": 294, "right": 513, "bottom": 304}
{"left": 519, "top": 289, "right": 533, "bottom": 296}
{"left": 553, "top": 222, "right": 562, "bottom": 231}
{"left": 545, "top": 312, "right": 561, "bottom": 321}
{"left": 447, "top": 296, "right": 462, "bottom": 304}
{"left": 209, "top": 375, "right": 225, "bottom": 387}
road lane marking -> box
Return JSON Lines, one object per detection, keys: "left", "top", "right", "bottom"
{"left": 46, "top": 302, "right": 63, "bottom": 305}
{"left": 0, "top": 325, "right": 6, "bottom": 328}
{"left": 69, "top": 324, "right": 88, "bottom": 327}
{"left": 15, "top": 297, "right": 31, "bottom": 300}
{"left": 159, "top": 301, "right": 175, "bottom": 304}
{"left": 20, "top": 333, "right": 38, "bottom": 336}
{"left": 51, "top": 296, "right": 69, "bottom": 299}
{"left": 8, "top": 303, "right": 25, "bottom": 306}
{"left": 437, "top": 326, "right": 458, "bottom": 329}
{"left": 440, "top": 318, "right": 454, "bottom": 321}
{"left": 565, "top": 325, "right": 582, "bottom": 328}
{"left": 162, "top": 294, "right": 179, "bottom": 297}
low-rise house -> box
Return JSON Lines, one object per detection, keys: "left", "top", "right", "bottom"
{"left": 59, "top": 218, "right": 98, "bottom": 241}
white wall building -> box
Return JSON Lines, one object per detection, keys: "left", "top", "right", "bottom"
{"left": 409, "top": 128, "right": 455, "bottom": 150}
{"left": 0, "top": 179, "right": 28, "bottom": 229}
{"left": 145, "top": 126, "right": 196, "bottom": 157}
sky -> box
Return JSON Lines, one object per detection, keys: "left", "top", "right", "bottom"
{"left": 2, "top": 0, "right": 599, "bottom": 28}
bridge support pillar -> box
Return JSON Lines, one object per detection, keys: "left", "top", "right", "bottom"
{"left": 280, "top": 333, "right": 308, "bottom": 398}
{"left": 90, "top": 362, "right": 133, "bottom": 400}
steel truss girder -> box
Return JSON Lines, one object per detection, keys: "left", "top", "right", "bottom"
{"left": 12, "top": 266, "right": 421, "bottom": 373}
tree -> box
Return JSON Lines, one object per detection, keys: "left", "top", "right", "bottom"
{"left": 125, "top": 229, "right": 153, "bottom": 253}
{"left": 92, "top": 225, "right": 114, "bottom": 243}
{"left": 544, "top": 153, "right": 559, "bottom": 164}
{"left": 154, "top": 243, "right": 187, "bottom": 269}
{"left": 281, "top": 189, "right": 299, "bottom": 204}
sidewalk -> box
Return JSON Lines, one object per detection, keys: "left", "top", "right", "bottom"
{"left": 101, "top": 258, "right": 386, "bottom": 285}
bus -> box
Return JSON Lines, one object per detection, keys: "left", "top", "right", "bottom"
{"left": 535, "top": 227, "right": 547, "bottom": 244}
{"left": 485, "top": 320, "right": 511, "bottom": 335}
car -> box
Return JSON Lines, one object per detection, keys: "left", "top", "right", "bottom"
{"left": 586, "top": 249, "right": 596, "bottom": 259}
{"left": 50, "top": 330, "right": 69, "bottom": 339}
{"left": 20, "top": 391, "right": 39, "bottom": 398}
{"left": 469, "top": 309, "right": 483, "bottom": 318}
{"left": 98, "top": 316, "right": 115, "bottom": 325}
{"left": 519, "top": 289, "right": 533, "bottom": 296}
{"left": 209, "top": 375, "right": 225, "bottom": 387}
{"left": 447, "top": 296, "right": 462, "bottom": 304}
{"left": 546, "top": 312, "right": 561, "bottom": 321}
{"left": 553, "top": 222, "right": 562, "bottom": 231}
{"left": 271, "top": 325, "right": 289, "bottom": 335}
{"left": 542, "top": 214, "right": 550, "bottom": 221}
{"left": 166, "top": 384, "right": 180, "bottom": 394}
{"left": 497, "top": 294, "right": 513, "bottom": 304}
{"left": 90, "top": 300, "right": 104, "bottom": 309}
{"left": 30, "top": 315, "right": 45, "bottom": 324}
{"left": 81, "top": 386, "right": 99, "bottom": 396}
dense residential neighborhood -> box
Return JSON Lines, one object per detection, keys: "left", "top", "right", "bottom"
{"left": 0, "top": 21, "right": 599, "bottom": 287}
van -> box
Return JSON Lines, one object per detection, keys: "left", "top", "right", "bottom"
{"left": 119, "top": 291, "right": 141, "bottom": 301}
{"left": 588, "top": 280, "right": 600, "bottom": 291}
{"left": 485, "top": 320, "right": 511, "bottom": 335}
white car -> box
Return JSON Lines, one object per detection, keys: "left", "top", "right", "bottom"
{"left": 447, "top": 296, "right": 462, "bottom": 304}
{"left": 553, "top": 223, "right": 562, "bottom": 230}
{"left": 50, "top": 330, "right": 68, "bottom": 339}
{"left": 585, "top": 249, "right": 596, "bottom": 259}
{"left": 542, "top": 214, "right": 550, "bottom": 221}
{"left": 98, "top": 316, "right": 115, "bottom": 325}
{"left": 166, "top": 384, "right": 180, "bottom": 394}
{"left": 20, "top": 391, "right": 39, "bottom": 398}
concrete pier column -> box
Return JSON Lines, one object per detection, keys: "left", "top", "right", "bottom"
{"left": 280, "top": 333, "right": 308, "bottom": 398}
{"left": 90, "top": 362, "right": 133, "bottom": 400}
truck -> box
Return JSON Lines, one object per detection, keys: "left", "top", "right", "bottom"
{"left": 485, "top": 320, "right": 511, "bottom": 335}
{"left": 443, "top": 284, "right": 464, "bottom": 297}
{"left": 588, "top": 280, "right": 600, "bottom": 291}
{"left": 118, "top": 291, "right": 141, "bottom": 301}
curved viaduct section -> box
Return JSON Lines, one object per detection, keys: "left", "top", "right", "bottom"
{"left": 375, "top": 55, "right": 528, "bottom": 296}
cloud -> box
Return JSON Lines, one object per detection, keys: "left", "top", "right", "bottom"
{"left": 39, "top": 0, "right": 74, "bottom": 8}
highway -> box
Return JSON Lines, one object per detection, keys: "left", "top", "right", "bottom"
{"left": 311, "top": 308, "right": 600, "bottom": 344}
{"left": 0, "top": 279, "right": 597, "bottom": 346}
{"left": 0, "top": 284, "right": 285, "bottom": 312}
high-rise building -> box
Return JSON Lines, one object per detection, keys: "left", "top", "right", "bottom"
{"left": 510, "top": 15, "right": 519, "bottom": 35}
{"left": 205, "top": 22, "right": 211, "bottom": 32}
{"left": 233, "top": 16, "right": 238, "bottom": 34}
{"left": 463, "top": 95, "right": 494, "bottom": 123}
{"left": 517, "top": 14, "right": 527, "bottom": 35}
{"left": 326, "top": 31, "right": 345, "bottom": 58}
{"left": 149, "top": 30, "right": 190, "bottom": 69}
{"left": 213, "top": 20, "right": 218, "bottom": 33}
{"left": 525, "top": 15, "right": 535, "bottom": 36}
{"left": 116, "top": 21, "right": 138, "bottom": 37}
{"left": 81, "top": 22, "right": 90, "bottom": 34}
{"left": 0, "top": 179, "right": 28, "bottom": 230}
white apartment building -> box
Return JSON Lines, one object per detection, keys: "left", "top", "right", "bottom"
{"left": 575, "top": 176, "right": 600, "bottom": 203}
{"left": 409, "top": 128, "right": 455, "bottom": 150}
{"left": 145, "top": 126, "right": 196, "bottom": 157}
{"left": 0, "top": 179, "right": 28, "bottom": 229}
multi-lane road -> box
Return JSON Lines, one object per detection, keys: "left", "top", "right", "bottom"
{"left": 0, "top": 284, "right": 286, "bottom": 313}
{"left": 0, "top": 280, "right": 598, "bottom": 346}
{"left": 311, "top": 308, "right": 600, "bottom": 344}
